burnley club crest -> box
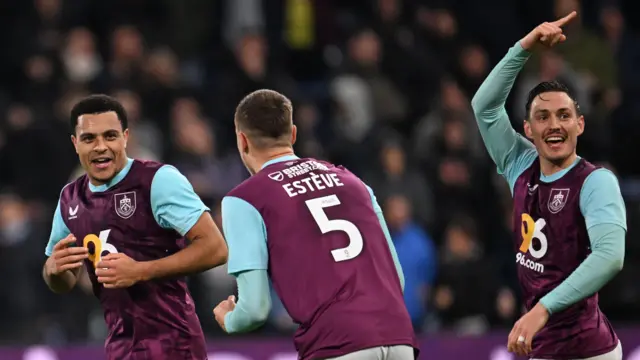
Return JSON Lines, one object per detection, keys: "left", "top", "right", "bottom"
{"left": 114, "top": 191, "right": 137, "bottom": 219}
{"left": 548, "top": 188, "right": 570, "bottom": 214}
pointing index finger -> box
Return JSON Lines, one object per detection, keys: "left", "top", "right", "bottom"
{"left": 552, "top": 11, "right": 577, "bottom": 27}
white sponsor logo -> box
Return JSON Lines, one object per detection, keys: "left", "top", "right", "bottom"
{"left": 517, "top": 214, "right": 548, "bottom": 273}
{"left": 68, "top": 205, "right": 79, "bottom": 220}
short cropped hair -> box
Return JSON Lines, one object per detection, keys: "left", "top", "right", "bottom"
{"left": 70, "top": 94, "right": 128, "bottom": 134}
{"left": 525, "top": 80, "right": 581, "bottom": 120}
{"left": 234, "top": 89, "right": 293, "bottom": 148}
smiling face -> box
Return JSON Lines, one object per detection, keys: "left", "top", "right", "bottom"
{"left": 71, "top": 111, "right": 129, "bottom": 185}
{"left": 524, "top": 91, "right": 584, "bottom": 167}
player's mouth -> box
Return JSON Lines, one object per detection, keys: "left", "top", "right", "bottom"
{"left": 544, "top": 135, "right": 566, "bottom": 150}
{"left": 91, "top": 156, "right": 113, "bottom": 169}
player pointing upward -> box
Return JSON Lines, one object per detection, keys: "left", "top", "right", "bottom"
{"left": 472, "top": 11, "right": 625, "bottom": 360}
{"left": 213, "top": 89, "right": 418, "bottom": 360}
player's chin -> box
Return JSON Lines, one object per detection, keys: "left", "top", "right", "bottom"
{"left": 544, "top": 151, "right": 571, "bottom": 163}
{"left": 88, "top": 164, "right": 116, "bottom": 181}
{"left": 542, "top": 141, "right": 571, "bottom": 159}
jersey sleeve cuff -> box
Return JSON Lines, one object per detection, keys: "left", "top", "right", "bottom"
{"left": 228, "top": 264, "right": 268, "bottom": 276}
{"left": 538, "top": 297, "right": 556, "bottom": 315}
{"left": 177, "top": 207, "right": 209, "bottom": 236}
{"left": 514, "top": 41, "right": 532, "bottom": 58}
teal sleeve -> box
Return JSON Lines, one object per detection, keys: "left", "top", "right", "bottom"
{"left": 540, "top": 169, "right": 628, "bottom": 313}
{"left": 579, "top": 169, "right": 627, "bottom": 230}
{"left": 45, "top": 200, "right": 72, "bottom": 256}
{"left": 224, "top": 269, "right": 272, "bottom": 333}
{"left": 221, "top": 196, "right": 269, "bottom": 274}
{"left": 365, "top": 184, "right": 405, "bottom": 291}
{"left": 150, "top": 165, "right": 210, "bottom": 236}
{"left": 471, "top": 42, "right": 538, "bottom": 193}
{"left": 539, "top": 224, "right": 625, "bottom": 314}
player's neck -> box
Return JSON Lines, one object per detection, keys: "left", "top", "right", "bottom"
{"left": 254, "top": 148, "right": 296, "bottom": 172}
{"left": 88, "top": 158, "right": 130, "bottom": 186}
{"left": 539, "top": 152, "right": 578, "bottom": 176}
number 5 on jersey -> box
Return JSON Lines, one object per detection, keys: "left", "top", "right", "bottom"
{"left": 306, "top": 195, "right": 364, "bottom": 262}
{"left": 83, "top": 230, "right": 118, "bottom": 267}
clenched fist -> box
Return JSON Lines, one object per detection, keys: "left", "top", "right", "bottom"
{"left": 520, "top": 11, "right": 577, "bottom": 51}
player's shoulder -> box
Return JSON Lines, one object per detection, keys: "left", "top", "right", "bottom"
{"left": 59, "top": 174, "right": 87, "bottom": 199}
{"left": 226, "top": 157, "right": 349, "bottom": 199}
{"left": 582, "top": 166, "right": 620, "bottom": 191}
{"left": 135, "top": 158, "right": 167, "bottom": 173}
{"left": 138, "top": 160, "right": 187, "bottom": 186}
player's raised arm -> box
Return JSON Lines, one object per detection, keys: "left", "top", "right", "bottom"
{"left": 43, "top": 199, "right": 88, "bottom": 293}
{"left": 213, "top": 196, "right": 272, "bottom": 333}
{"left": 134, "top": 165, "right": 228, "bottom": 281}
{"left": 470, "top": 40, "right": 537, "bottom": 190}
{"left": 538, "top": 169, "right": 626, "bottom": 314}
{"left": 470, "top": 19, "right": 579, "bottom": 190}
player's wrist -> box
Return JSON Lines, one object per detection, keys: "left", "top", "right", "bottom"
{"left": 519, "top": 35, "right": 537, "bottom": 52}
{"left": 532, "top": 301, "right": 551, "bottom": 318}
{"left": 45, "top": 257, "right": 62, "bottom": 277}
{"left": 136, "top": 261, "right": 154, "bottom": 282}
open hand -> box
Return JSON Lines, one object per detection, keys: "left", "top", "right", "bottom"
{"left": 520, "top": 11, "right": 577, "bottom": 51}
{"left": 95, "top": 253, "right": 147, "bottom": 289}
{"left": 47, "top": 235, "right": 88, "bottom": 275}
{"left": 507, "top": 302, "right": 550, "bottom": 356}
{"left": 213, "top": 295, "right": 237, "bottom": 332}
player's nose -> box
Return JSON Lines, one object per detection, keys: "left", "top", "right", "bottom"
{"left": 547, "top": 117, "right": 562, "bottom": 131}
{"left": 94, "top": 137, "right": 108, "bottom": 151}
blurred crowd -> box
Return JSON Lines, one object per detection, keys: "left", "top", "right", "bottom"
{"left": 1, "top": 0, "right": 640, "bottom": 347}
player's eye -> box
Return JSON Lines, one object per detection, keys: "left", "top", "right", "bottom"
{"left": 104, "top": 132, "right": 119, "bottom": 140}
{"left": 82, "top": 136, "right": 95, "bottom": 143}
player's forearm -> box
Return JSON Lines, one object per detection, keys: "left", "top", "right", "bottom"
{"left": 539, "top": 224, "right": 624, "bottom": 314}
{"left": 224, "top": 270, "right": 272, "bottom": 333}
{"left": 471, "top": 42, "right": 532, "bottom": 173}
{"left": 141, "top": 237, "right": 227, "bottom": 281}
{"left": 42, "top": 262, "right": 79, "bottom": 294}
{"left": 471, "top": 42, "right": 530, "bottom": 112}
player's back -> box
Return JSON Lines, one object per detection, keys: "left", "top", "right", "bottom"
{"left": 228, "top": 157, "right": 417, "bottom": 360}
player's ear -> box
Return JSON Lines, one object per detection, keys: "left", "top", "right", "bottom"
{"left": 523, "top": 119, "right": 534, "bottom": 139}
{"left": 239, "top": 132, "right": 250, "bottom": 154}
{"left": 70, "top": 135, "right": 79, "bottom": 154}
{"left": 123, "top": 128, "right": 129, "bottom": 148}
{"left": 290, "top": 125, "right": 297, "bottom": 146}
{"left": 576, "top": 115, "right": 585, "bottom": 136}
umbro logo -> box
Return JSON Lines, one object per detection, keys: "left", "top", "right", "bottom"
{"left": 527, "top": 183, "right": 538, "bottom": 195}
{"left": 68, "top": 205, "right": 79, "bottom": 220}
